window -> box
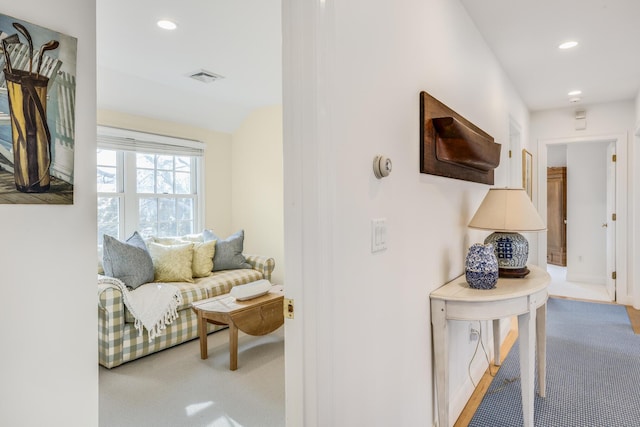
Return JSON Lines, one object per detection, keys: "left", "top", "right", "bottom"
{"left": 97, "top": 127, "right": 205, "bottom": 246}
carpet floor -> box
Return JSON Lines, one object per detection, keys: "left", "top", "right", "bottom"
{"left": 469, "top": 298, "right": 640, "bottom": 427}
{"left": 99, "top": 328, "right": 285, "bottom": 427}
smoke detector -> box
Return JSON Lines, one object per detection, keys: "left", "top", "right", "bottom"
{"left": 188, "top": 69, "right": 225, "bottom": 83}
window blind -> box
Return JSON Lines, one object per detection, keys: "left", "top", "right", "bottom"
{"left": 97, "top": 126, "right": 205, "bottom": 157}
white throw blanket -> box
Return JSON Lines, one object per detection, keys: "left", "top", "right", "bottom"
{"left": 98, "top": 275, "right": 183, "bottom": 341}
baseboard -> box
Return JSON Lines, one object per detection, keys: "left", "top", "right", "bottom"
{"left": 450, "top": 320, "right": 505, "bottom": 424}
{"left": 450, "top": 361, "right": 487, "bottom": 422}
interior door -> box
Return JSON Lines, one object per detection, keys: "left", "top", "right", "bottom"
{"left": 547, "top": 167, "right": 567, "bottom": 266}
{"left": 605, "top": 142, "right": 616, "bottom": 300}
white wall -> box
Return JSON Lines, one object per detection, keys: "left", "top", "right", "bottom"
{"left": 566, "top": 143, "right": 607, "bottom": 284}
{"left": 0, "top": 2, "right": 97, "bottom": 426}
{"left": 283, "top": 0, "right": 530, "bottom": 425}
{"left": 531, "top": 101, "right": 635, "bottom": 144}
{"left": 97, "top": 110, "right": 234, "bottom": 235}
{"left": 231, "top": 106, "right": 285, "bottom": 284}
{"left": 547, "top": 145, "right": 567, "bottom": 167}
{"left": 531, "top": 100, "right": 635, "bottom": 303}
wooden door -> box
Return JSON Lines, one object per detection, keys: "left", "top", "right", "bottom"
{"left": 547, "top": 167, "right": 567, "bottom": 266}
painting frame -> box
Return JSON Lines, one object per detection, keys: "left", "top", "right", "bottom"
{"left": 522, "top": 149, "right": 533, "bottom": 200}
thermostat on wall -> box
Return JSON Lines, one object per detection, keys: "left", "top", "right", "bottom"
{"left": 373, "top": 155, "right": 392, "bottom": 179}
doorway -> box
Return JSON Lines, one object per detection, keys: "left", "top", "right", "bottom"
{"left": 540, "top": 138, "right": 621, "bottom": 302}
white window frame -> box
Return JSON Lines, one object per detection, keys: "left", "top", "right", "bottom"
{"left": 97, "top": 126, "right": 205, "bottom": 241}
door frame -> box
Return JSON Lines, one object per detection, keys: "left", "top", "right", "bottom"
{"left": 634, "top": 123, "right": 640, "bottom": 309}
{"left": 537, "top": 133, "right": 629, "bottom": 304}
{"left": 282, "top": 0, "right": 335, "bottom": 425}
{"left": 605, "top": 141, "right": 617, "bottom": 300}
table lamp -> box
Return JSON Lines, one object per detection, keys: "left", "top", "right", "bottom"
{"left": 468, "top": 188, "right": 546, "bottom": 278}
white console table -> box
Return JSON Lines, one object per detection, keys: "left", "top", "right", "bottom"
{"left": 430, "top": 265, "right": 550, "bottom": 427}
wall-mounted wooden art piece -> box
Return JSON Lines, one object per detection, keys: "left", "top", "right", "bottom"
{"left": 0, "top": 14, "right": 77, "bottom": 204}
{"left": 420, "top": 91, "right": 501, "bottom": 185}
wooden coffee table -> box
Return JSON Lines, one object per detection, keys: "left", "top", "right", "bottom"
{"left": 191, "top": 285, "right": 284, "bottom": 370}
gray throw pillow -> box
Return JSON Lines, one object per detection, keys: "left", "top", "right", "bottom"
{"left": 203, "top": 229, "right": 252, "bottom": 271}
{"left": 102, "top": 231, "right": 155, "bottom": 289}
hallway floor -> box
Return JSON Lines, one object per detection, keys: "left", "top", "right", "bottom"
{"left": 547, "top": 264, "right": 611, "bottom": 302}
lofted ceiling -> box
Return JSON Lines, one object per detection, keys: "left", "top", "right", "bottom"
{"left": 97, "top": 1, "right": 640, "bottom": 134}
{"left": 96, "top": 0, "right": 282, "bottom": 133}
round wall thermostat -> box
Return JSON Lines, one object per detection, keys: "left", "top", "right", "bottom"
{"left": 373, "top": 155, "right": 392, "bottom": 179}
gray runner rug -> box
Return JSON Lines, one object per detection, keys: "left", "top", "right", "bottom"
{"left": 469, "top": 298, "right": 640, "bottom": 427}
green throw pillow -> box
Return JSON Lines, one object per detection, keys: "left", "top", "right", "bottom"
{"left": 147, "top": 242, "right": 195, "bottom": 283}
{"left": 190, "top": 240, "right": 216, "bottom": 278}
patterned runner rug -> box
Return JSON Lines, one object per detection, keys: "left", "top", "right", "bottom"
{"left": 470, "top": 298, "right": 640, "bottom": 427}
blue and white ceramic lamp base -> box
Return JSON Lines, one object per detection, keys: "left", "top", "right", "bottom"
{"left": 484, "top": 231, "right": 531, "bottom": 278}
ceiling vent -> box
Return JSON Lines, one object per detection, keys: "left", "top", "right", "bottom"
{"left": 188, "top": 69, "right": 225, "bottom": 84}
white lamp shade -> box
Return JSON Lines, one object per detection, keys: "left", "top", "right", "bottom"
{"left": 468, "top": 188, "right": 546, "bottom": 232}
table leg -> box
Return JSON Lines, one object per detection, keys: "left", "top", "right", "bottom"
{"left": 518, "top": 301, "right": 537, "bottom": 427}
{"left": 536, "top": 302, "right": 547, "bottom": 397}
{"left": 431, "top": 300, "right": 448, "bottom": 427}
{"left": 229, "top": 322, "right": 239, "bottom": 371}
{"left": 493, "top": 319, "right": 501, "bottom": 365}
{"left": 198, "top": 312, "right": 208, "bottom": 359}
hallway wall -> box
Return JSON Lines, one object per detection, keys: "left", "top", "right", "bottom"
{"left": 531, "top": 100, "right": 636, "bottom": 304}
{"left": 0, "top": 2, "right": 98, "bottom": 425}
{"left": 284, "top": 0, "right": 530, "bottom": 424}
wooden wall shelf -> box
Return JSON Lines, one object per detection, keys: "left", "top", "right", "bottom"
{"left": 420, "top": 92, "right": 501, "bottom": 184}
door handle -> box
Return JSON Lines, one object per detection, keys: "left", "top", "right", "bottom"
{"left": 602, "top": 223, "right": 608, "bottom": 228}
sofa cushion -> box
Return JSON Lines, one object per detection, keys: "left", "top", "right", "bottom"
{"left": 203, "top": 229, "right": 252, "bottom": 271}
{"left": 202, "top": 268, "right": 264, "bottom": 298}
{"left": 122, "top": 270, "right": 263, "bottom": 323}
{"left": 102, "top": 232, "right": 154, "bottom": 289}
{"left": 147, "top": 242, "right": 194, "bottom": 283}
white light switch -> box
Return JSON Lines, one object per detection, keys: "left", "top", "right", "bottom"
{"left": 371, "top": 218, "right": 387, "bottom": 253}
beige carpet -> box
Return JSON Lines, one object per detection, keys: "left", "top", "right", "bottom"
{"left": 99, "top": 328, "right": 285, "bottom": 427}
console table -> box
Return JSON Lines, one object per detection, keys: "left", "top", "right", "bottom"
{"left": 430, "top": 264, "right": 550, "bottom": 427}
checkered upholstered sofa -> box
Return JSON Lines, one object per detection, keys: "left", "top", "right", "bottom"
{"left": 98, "top": 254, "right": 275, "bottom": 368}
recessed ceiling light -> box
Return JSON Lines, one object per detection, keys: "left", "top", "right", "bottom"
{"left": 568, "top": 90, "right": 582, "bottom": 96}
{"left": 559, "top": 41, "right": 578, "bottom": 49}
{"left": 157, "top": 20, "right": 177, "bottom": 30}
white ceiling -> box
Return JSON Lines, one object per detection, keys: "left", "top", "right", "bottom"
{"left": 97, "top": 0, "right": 640, "bottom": 133}
{"left": 96, "top": 0, "right": 282, "bottom": 133}
{"left": 460, "top": 0, "right": 640, "bottom": 111}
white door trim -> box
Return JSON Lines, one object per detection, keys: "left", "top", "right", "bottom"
{"left": 282, "top": 1, "right": 335, "bottom": 425}
{"left": 537, "top": 133, "right": 629, "bottom": 304}
{"left": 606, "top": 141, "right": 617, "bottom": 300}
{"left": 633, "top": 123, "right": 640, "bottom": 309}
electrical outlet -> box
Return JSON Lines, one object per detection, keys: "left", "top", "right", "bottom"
{"left": 469, "top": 323, "right": 479, "bottom": 342}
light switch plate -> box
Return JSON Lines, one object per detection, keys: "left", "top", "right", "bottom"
{"left": 371, "top": 218, "right": 387, "bottom": 253}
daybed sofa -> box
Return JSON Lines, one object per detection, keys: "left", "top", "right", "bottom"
{"left": 98, "top": 230, "right": 275, "bottom": 369}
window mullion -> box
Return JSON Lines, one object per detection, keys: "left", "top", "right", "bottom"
{"left": 123, "top": 152, "right": 139, "bottom": 237}
{"left": 195, "top": 157, "right": 203, "bottom": 232}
